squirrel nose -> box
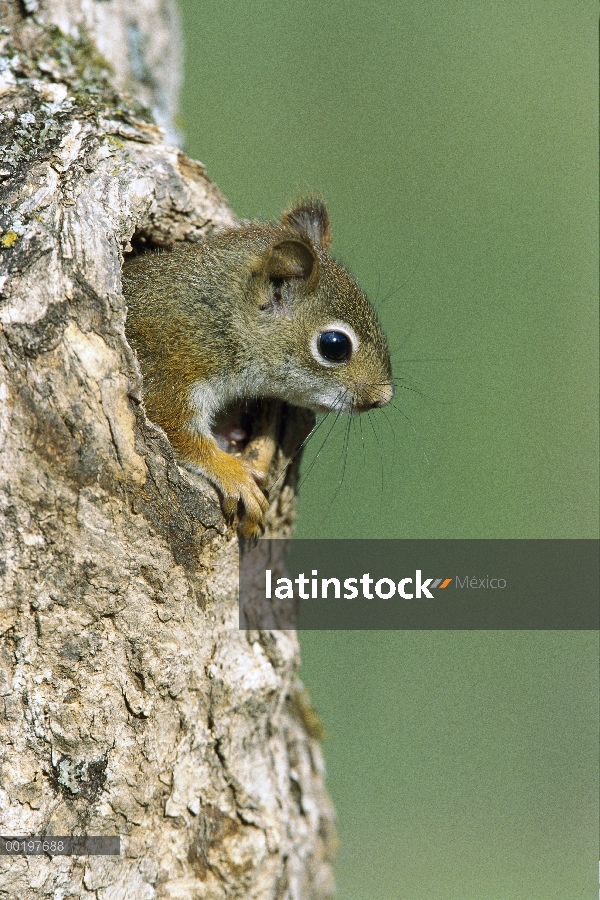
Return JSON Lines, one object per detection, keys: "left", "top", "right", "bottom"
{"left": 372, "top": 382, "right": 394, "bottom": 408}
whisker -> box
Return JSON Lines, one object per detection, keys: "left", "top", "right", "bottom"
{"left": 293, "top": 395, "right": 347, "bottom": 496}
{"left": 389, "top": 324, "right": 418, "bottom": 356}
{"left": 358, "top": 407, "right": 367, "bottom": 473}
{"left": 378, "top": 405, "right": 398, "bottom": 447}
{"left": 367, "top": 382, "right": 434, "bottom": 417}
{"left": 372, "top": 259, "right": 420, "bottom": 310}
{"left": 338, "top": 396, "right": 353, "bottom": 486}
{"left": 392, "top": 357, "right": 454, "bottom": 364}
{"left": 317, "top": 395, "right": 358, "bottom": 525}
{"left": 376, "top": 377, "right": 437, "bottom": 408}
{"left": 367, "top": 410, "right": 385, "bottom": 493}
{"left": 387, "top": 401, "right": 429, "bottom": 466}
{"left": 267, "top": 361, "right": 433, "bottom": 525}
{"left": 267, "top": 408, "right": 333, "bottom": 493}
{"left": 368, "top": 378, "right": 430, "bottom": 397}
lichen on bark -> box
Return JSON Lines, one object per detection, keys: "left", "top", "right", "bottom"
{"left": 0, "top": 1, "right": 336, "bottom": 897}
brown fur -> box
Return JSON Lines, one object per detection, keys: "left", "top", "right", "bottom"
{"left": 123, "top": 200, "right": 393, "bottom": 537}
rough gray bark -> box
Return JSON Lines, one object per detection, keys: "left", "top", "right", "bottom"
{"left": 0, "top": 2, "right": 336, "bottom": 897}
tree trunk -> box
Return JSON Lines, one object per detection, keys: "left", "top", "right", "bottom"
{"left": 0, "top": 2, "right": 335, "bottom": 897}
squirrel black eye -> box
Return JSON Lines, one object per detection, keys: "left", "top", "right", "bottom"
{"left": 318, "top": 330, "right": 351, "bottom": 362}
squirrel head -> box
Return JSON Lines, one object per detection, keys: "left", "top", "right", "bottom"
{"left": 221, "top": 198, "right": 394, "bottom": 414}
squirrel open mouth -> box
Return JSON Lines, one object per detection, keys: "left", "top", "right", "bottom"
{"left": 212, "top": 401, "right": 267, "bottom": 454}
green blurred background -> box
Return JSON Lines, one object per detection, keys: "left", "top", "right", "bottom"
{"left": 177, "top": 2, "right": 598, "bottom": 897}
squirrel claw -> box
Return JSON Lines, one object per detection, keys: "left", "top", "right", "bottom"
{"left": 238, "top": 515, "right": 266, "bottom": 541}
{"left": 176, "top": 434, "right": 269, "bottom": 537}
{"left": 217, "top": 459, "right": 269, "bottom": 537}
{"left": 222, "top": 496, "right": 239, "bottom": 520}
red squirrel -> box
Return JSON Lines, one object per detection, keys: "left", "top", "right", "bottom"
{"left": 123, "top": 199, "right": 393, "bottom": 537}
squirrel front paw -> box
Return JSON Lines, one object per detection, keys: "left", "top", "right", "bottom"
{"left": 173, "top": 430, "right": 270, "bottom": 538}
{"left": 219, "top": 456, "right": 269, "bottom": 539}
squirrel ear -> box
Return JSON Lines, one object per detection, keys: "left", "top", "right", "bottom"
{"left": 280, "top": 199, "right": 332, "bottom": 251}
{"left": 266, "top": 239, "right": 318, "bottom": 286}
